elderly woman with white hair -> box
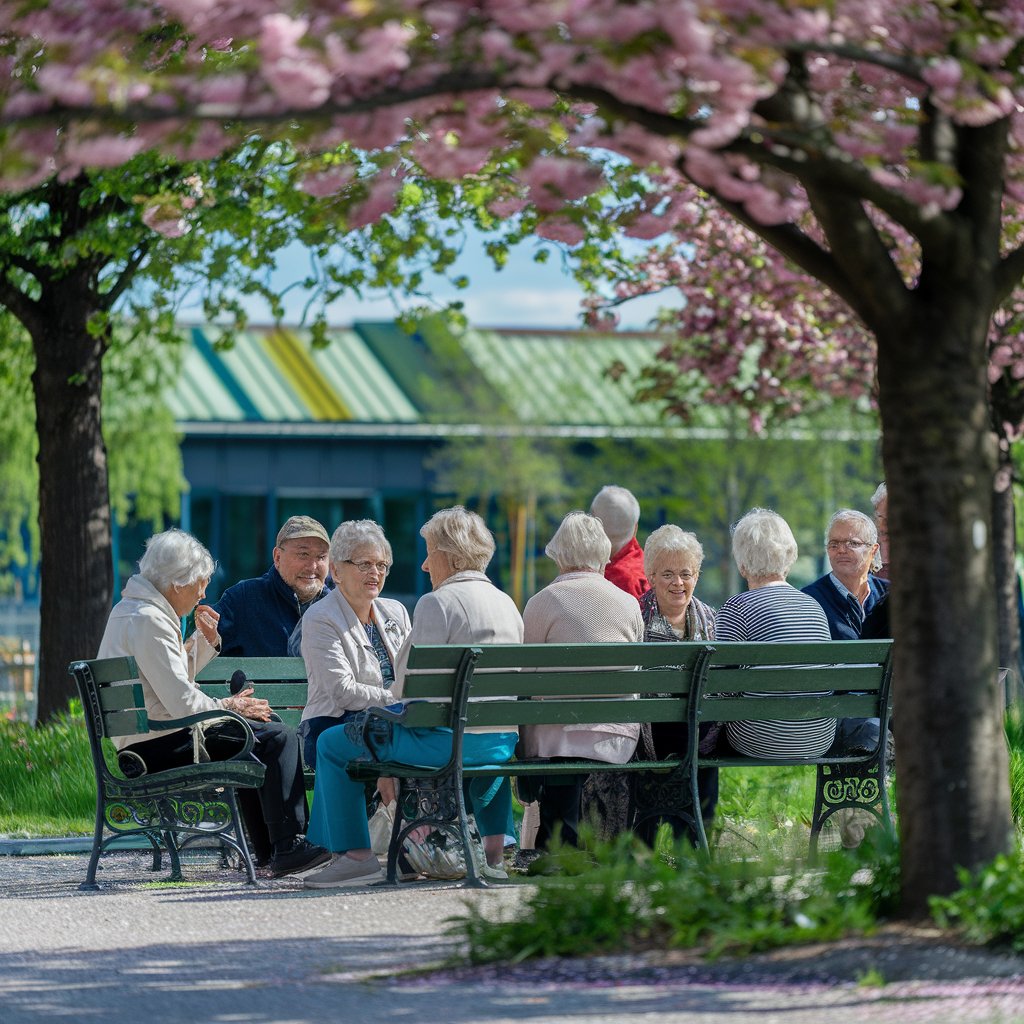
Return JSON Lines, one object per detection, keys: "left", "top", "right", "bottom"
{"left": 636, "top": 524, "right": 720, "bottom": 839}
{"left": 801, "top": 509, "right": 889, "bottom": 642}
{"left": 295, "top": 519, "right": 411, "bottom": 768}
{"left": 519, "top": 511, "right": 644, "bottom": 849}
{"left": 97, "top": 528, "right": 329, "bottom": 878}
{"left": 716, "top": 508, "right": 837, "bottom": 759}
{"left": 302, "top": 506, "right": 523, "bottom": 888}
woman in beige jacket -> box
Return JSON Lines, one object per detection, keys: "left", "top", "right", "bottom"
{"left": 520, "top": 511, "right": 644, "bottom": 849}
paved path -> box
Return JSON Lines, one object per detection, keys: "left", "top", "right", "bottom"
{"left": 0, "top": 847, "right": 1021, "bottom": 1023}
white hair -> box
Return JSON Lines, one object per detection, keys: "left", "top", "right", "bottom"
{"left": 826, "top": 508, "right": 882, "bottom": 573}
{"left": 730, "top": 508, "right": 798, "bottom": 579}
{"left": 138, "top": 529, "right": 215, "bottom": 592}
{"left": 589, "top": 485, "right": 640, "bottom": 552}
{"left": 871, "top": 482, "right": 887, "bottom": 509}
{"left": 420, "top": 505, "right": 495, "bottom": 573}
{"left": 644, "top": 525, "right": 704, "bottom": 576}
{"left": 330, "top": 520, "right": 392, "bottom": 565}
{"left": 545, "top": 511, "right": 612, "bottom": 573}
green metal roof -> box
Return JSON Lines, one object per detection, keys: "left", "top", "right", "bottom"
{"left": 166, "top": 319, "right": 681, "bottom": 431}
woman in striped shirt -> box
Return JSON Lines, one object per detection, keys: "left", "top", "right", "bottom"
{"left": 717, "top": 508, "right": 837, "bottom": 759}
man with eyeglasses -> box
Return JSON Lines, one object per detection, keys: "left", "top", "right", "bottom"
{"left": 210, "top": 514, "right": 335, "bottom": 872}
{"left": 802, "top": 508, "right": 893, "bottom": 848}
{"left": 801, "top": 509, "right": 889, "bottom": 641}
{"left": 214, "top": 515, "right": 334, "bottom": 658}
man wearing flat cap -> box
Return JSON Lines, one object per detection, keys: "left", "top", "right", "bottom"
{"left": 214, "top": 515, "right": 334, "bottom": 659}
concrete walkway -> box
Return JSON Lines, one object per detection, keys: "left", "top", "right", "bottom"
{"left": 0, "top": 844, "right": 1021, "bottom": 1024}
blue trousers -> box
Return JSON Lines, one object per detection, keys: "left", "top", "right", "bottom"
{"left": 308, "top": 722, "right": 517, "bottom": 853}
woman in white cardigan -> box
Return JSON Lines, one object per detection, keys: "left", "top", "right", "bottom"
{"left": 98, "top": 528, "right": 329, "bottom": 879}
{"left": 520, "top": 511, "right": 644, "bottom": 849}
{"left": 304, "top": 506, "right": 523, "bottom": 888}
{"left": 297, "top": 519, "right": 411, "bottom": 768}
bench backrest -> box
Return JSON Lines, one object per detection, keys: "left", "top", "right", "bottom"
{"left": 191, "top": 639, "right": 893, "bottom": 736}
{"left": 196, "top": 657, "right": 309, "bottom": 729}
{"left": 698, "top": 639, "right": 894, "bottom": 724}
{"left": 398, "top": 641, "right": 715, "bottom": 731}
{"left": 70, "top": 656, "right": 154, "bottom": 743}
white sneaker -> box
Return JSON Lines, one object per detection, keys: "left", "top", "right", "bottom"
{"left": 303, "top": 854, "right": 384, "bottom": 889}
{"left": 480, "top": 863, "right": 508, "bottom": 882}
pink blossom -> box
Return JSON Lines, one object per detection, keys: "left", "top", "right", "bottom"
{"left": 300, "top": 165, "right": 356, "bottom": 198}
{"left": 519, "top": 155, "right": 604, "bottom": 212}
{"left": 535, "top": 216, "right": 585, "bottom": 245}
{"left": 63, "top": 135, "right": 145, "bottom": 167}
{"left": 346, "top": 175, "right": 402, "bottom": 230}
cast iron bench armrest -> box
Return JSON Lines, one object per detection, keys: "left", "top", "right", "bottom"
{"left": 150, "top": 707, "right": 258, "bottom": 760}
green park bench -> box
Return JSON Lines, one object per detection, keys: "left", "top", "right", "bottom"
{"left": 69, "top": 655, "right": 267, "bottom": 891}
{"left": 72, "top": 639, "right": 894, "bottom": 890}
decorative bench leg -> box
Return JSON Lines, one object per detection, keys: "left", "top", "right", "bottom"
{"left": 810, "top": 760, "right": 892, "bottom": 862}
{"left": 79, "top": 808, "right": 106, "bottom": 892}
{"left": 631, "top": 767, "right": 706, "bottom": 853}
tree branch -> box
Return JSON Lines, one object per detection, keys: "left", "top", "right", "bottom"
{"left": 103, "top": 244, "right": 150, "bottom": 309}
{"left": 994, "top": 246, "right": 1024, "bottom": 308}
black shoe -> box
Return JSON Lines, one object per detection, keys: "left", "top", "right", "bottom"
{"left": 270, "top": 837, "right": 331, "bottom": 878}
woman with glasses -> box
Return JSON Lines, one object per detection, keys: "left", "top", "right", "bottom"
{"left": 296, "top": 520, "right": 411, "bottom": 769}
{"left": 634, "top": 524, "right": 720, "bottom": 842}
{"left": 801, "top": 509, "right": 889, "bottom": 641}
{"left": 302, "top": 506, "right": 523, "bottom": 887}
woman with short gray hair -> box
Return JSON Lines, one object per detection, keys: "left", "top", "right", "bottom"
{"left": 716, "top": 509, "right": 837, "bottom": 759}
{"left": 637, "top": 524, "right": 719, "bottom": 841}
{"left": 298, "top": 519, "right": 411, "bottom": 768}
{"left": 98, "top": 528, "right": 329, "bottom": 879}
{"left": 519, "top": 511, "right": 644, "bottom": 849}
{"left": 419, "top": 505, "right": 495, "bottom": 574}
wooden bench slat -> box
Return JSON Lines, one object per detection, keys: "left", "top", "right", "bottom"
{"left": 101, "top": 708, "right": 149, "bottom": 737}
{"left": 705, "top": 640, "right": 891, "bottom": 666}
{"left": 197, "top": 681, "right": 311, "bottom": 705}
{"left": 196, "top": 657, "right": 307, "bottom": 681}
{"left": 703, "top": 665, "right": 885, "bottom": 692}
{"left": 402, "top": 669, "right": 693, "bottom": 699}
{"left": 701, "top": 693, "right": 882, "bottom": 721}
{"left": 406, "top": 642, "right": 711, "bottom": 671}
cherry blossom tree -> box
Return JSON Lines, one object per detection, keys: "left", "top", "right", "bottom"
{"left": 589, "top": 203, "right": 1024, "bottom": 683}
{"left": 2, "top": 0, "right": 1024, "bottom": 912}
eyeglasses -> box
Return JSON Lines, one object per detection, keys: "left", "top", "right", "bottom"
{"left": 826, "top": 539, "right": 871, "bottom": 552}
{"left": 343, "top": 559, "right": 391, "bottom": 575}
{"left": 658, "top": 570, "right": 697, "bottom": 582}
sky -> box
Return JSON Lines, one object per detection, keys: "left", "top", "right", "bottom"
{"left": 228, "top": 230, "right": 679, "bottom": 331}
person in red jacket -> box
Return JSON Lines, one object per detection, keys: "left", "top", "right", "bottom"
{"left": 590, "top": 485, "right": 650, "bottom": 602}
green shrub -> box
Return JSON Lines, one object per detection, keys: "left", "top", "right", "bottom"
{"left": 931, "top": 847, "right": 1024, "bottom": 952}
{"left": 450, "top": 828, "right": 898, "bottom": 963}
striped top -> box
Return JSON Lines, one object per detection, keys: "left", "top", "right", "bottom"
{"left": 715, "top": 583, "right": 837, "bottom": 759}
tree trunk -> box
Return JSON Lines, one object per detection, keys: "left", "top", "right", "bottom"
{"left": 29, "top": 281, "right": 112, "bottom": 724}
{"left": 875, "top": 306, "right": 1014, "bottom": 916}
{"left": 992, "top": 442, "right": 1021, "bottom": 705}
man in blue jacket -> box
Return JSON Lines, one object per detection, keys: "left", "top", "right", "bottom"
{"left": 802, "top": 508, "right": 892, "bottom": 846}
{"left": 212, "top": 514, "right": 334, "bottom": 869}
{"left": 802, "top": 508, "right": 888, "bottom": 641}
{"left": 215, "top": 515, "right": 334, "bottom": 657}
